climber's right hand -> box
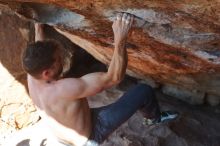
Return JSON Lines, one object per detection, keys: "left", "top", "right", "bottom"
{"left": 112, "top": 12, "right": 134, "bottom": 47}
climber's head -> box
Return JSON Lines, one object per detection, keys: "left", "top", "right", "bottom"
{"left": 22, "top": 40, "right": 63, "bottom": 81}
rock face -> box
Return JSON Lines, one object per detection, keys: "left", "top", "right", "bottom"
{"left": 0, "top": 0, "right": 220, "bottom": 105}
{"left": 0, "top": 2, "right": 220, "bottom": 145}
{"left": 0, "top": 6, "right": 39, "bottom": 142}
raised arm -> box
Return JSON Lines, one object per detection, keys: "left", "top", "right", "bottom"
{"left": 35, "top": 23, "right": 45, "bottom": 41}
{"left": 55, "top": 13, "right": 133, "bottom": 99}
{"left": 107, "top": 13, "right": 133, "bottom": 85}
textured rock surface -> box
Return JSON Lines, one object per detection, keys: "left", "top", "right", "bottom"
{"left": 0, "top": 0, "right": 220, "bottom": 104}
{"left": 162, "top": 84, "right": 205, "bottom": 105}
{"left": 0, "top": 4, "right": 220, "bottom": 145}
{"left": 0, "top": 7, "right": 39, "bottom": 142}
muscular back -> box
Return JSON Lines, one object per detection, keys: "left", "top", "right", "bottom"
{"left": 28, "top": 75, "right": 91, "bottom": 145}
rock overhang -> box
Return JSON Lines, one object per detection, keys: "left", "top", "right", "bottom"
{"left": 0, "top": 0, "right": 220, "bottom": 104}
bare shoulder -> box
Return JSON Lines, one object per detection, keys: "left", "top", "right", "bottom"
{"left": 52, "top": 72, "right": 114, "bottom": 100}
{"left": 55, "top": 77, "right": 83, "bottom": 89}
{"left": 53, "top": 77, "right": 85, "bottom": 100}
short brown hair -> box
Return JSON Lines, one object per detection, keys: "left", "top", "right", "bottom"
{"left": 22, "top": 40, "right": 60, "bottom": 78}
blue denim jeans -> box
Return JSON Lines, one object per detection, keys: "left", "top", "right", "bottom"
{"left": 85, "top": 83, "right": 161, "bottom": 145}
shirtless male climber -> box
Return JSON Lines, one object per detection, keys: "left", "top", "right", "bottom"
{"left": 22, "top": 13, "right": 178, "bottom": 146}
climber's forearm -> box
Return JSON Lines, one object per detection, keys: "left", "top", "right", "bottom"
{"left": 35, "top": 23, "right": 45, "bottom": 42}
{"left": 106, "top": 13, "right": 133, "bottom": 83}
{"left": 107, "top": 42, "right": 127, "bottom": 83}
